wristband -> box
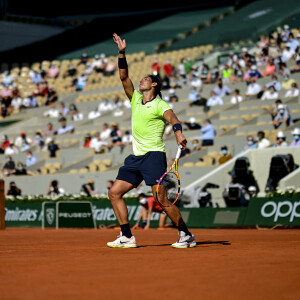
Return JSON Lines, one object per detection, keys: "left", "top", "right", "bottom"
{"left": 119, "top": 50, "right": 126, "bottom": 54}
{"left": 118, "top": 57, "right": 128, "bottom": 69}
{"left": 173, "top": 123, "right": 182, "bottom": 133}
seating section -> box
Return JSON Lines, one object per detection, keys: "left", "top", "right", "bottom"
{"left": 0, "top": 13, "right": 300, "bottom": 204}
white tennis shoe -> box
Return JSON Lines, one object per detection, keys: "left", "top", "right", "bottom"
{"left": 172, "top": 231, "right": 196, "bottom": 248}
{"left": 107, "top": 232, "right": 137, "bottom": 248}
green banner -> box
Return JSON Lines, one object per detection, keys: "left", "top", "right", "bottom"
{"left": 244, "top": 197, "right": 300, "bottom": 226}
{"left": 5, "top": 197, "right": 300, "bottom": 228}
{"left": 57, "top": 201, "right": 95, "bottom": 228}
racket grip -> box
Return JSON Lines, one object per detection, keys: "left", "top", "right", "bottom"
{"left": 175, "top": 145, "right": 183, "bottom": 160}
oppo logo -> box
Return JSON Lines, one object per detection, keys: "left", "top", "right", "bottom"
{"left": 261, "top": 201, "right": 300, "bottom": 222}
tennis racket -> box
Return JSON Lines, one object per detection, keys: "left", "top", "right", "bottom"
{"left": 155, "top": 145, "right": 182, "bottom": 207}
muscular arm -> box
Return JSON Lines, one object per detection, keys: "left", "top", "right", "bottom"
{"left": 113, "top": 33, "right": 134, "bottom": 100}
{"left": 164, "top": 109, "right": 187, "bottom": 149}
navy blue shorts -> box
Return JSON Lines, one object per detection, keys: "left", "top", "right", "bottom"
{"left": 116, "top": 151, "right": 167, "bottom": 187}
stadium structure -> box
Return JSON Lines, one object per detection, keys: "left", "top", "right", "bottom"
{"left": 0, "top": 0, "right": 299, "bottom": 208}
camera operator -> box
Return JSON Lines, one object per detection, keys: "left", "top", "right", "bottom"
{"left": 223, "top": 157, "right": 259, "bottom": 207}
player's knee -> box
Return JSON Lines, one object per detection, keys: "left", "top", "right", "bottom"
{"left": 108, "top": 186, "right": 120, "bottom": 202}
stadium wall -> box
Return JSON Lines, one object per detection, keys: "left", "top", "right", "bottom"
{"left": 4, "top": 197, "right": 300, "bottom": 228}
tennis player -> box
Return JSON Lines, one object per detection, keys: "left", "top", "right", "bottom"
{"left": 107, "top": 33, "right": 196, "bottom": 249}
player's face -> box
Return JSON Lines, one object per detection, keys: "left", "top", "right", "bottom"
{"left": 139, "top": 76, "right": 152, "bottom": 92}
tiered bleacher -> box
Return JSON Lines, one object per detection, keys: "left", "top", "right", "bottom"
{"left": 0, "top": 3, "right": 300, "bottom": 206}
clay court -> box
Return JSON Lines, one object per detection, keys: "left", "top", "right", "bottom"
{"left": 1, "top": 228, "right": 300, "bottom": 299}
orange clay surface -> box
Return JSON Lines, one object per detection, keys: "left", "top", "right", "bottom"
{"left": 0, "top": 228, "right": 300, "bottom": 300}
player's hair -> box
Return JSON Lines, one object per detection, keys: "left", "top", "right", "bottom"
{"left": 148, "top": 75, "right": 162, "bottom": 98}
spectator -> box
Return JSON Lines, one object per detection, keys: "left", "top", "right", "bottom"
{"left": 78, "top": 51, "right": 89, "bottom": 66}
{"left": 213, "top": 78, "right": 232, "bottom": 97}
{"left": 46, "top": 180, "right": 65, "bottom": 197}
{"left": 273, "top": 131, "right": 288, "bottom": 147}
{"left": 243, "top": 135, "right": 257, "bottom": 151}
{"left": 45, "top": 87, "right": 58, "bottom": 105}
{"left": 47, "top": 139, "right": 61, "bottom": 158}
{"left": 44, "top": 122, "right": 57, "bottom": 138}
{"left": 68, "top": 103, "right": 78, "bottom": 116}
{"left": 72, "top": 109, "right": 84, "bottom": 121}
{"left": 88, "top": 106, "right": 101, "bottom": 119}
{"left": 107, "top": 122, "right": 122, "bottom": 148}
{"left": 265, "top": 75, "right": 281, "bottom": 91}
{"left": 104, "top": 59, "right": 116, "bottom": 76}
{"left": 44, "top": 103, "right": 59, "bottom": 118}
{"left": 191, "top": 139, "right": 201, "bottom": 151}
{"left": 290, "top": 128, "right": 300, "bottom": 146}
{"left": 6, "top": 181, "right": 21, "bottom": 197}
{"left": 57, "top": 118, "right": 75, "bottom": 135}
{"left": 261, "top": 85, "right": 279, "bottom": 100}
{"left": 4, "top": 143, "right": 19, "bottom": 155}
{"left": 1, "top": 71, "right": 14, "bottom": 86}
{"left": 75, "top": 74, "right": 87, "bottom": 91}
{"left": 12, "top": 162, "right": 32, "bottom": 176}
{"left": 90, "top": 55, "right": 103, "bottom": 73}
{"left": 14, "top": 132, "right": 32, "bottom": 152}
{"left": 281, "top": 74, "right": 296, "bottom": 90}
{"left": 232, "top": 64, "right": 244, "bottom": 83}
{"left": 98, "top": 98, "right": 113, "bottom": 112}
{"left": 83, "top": 134, "right": 92, "bottom": 148}
{"left": 264, "top": 58, "right": 276, "bottom": 76}
{"left": 106, "top": 180, "right": 114, "bottom": 191}
{"left": 281, "top": 43, "right": 295, "bottom": 62}
{"left": 95, "top": 53, "right": 108, "bottom": 74}
{"left": 189, "top": 74, "right": 202, "bottom": 89}
{"left": 31, "top": 70, "right": 42, "bottom": 84}
{"left": 183, "top": 57, "right": 194, "bottom": 76}
{"left": 178, "top": 58, "right": 187, "bottom": 85}
{"left": 48, "top": 64, "right": 59, "bottom": 78}
{"left": 198, "top": 119, "right": 215, "bottom": 146}
{"left": 188, "top": 86, "right": 207, "bottom": 109}
{"left": 230, "top": 89, "right": 243, "bottom": 104}
{"left": 2, "top": 155, "right": 15, "bottom": 176}
{"left": 59, "top": 102, "right": 69, "bottom": 117}
{"left": 90, "top": 132, "right": 107, "bottom": 153}
{"left": 100, "top": 123, "right": 112, "bottom": 141}
{"left": 217, "top": 145, "right": 233, "bottom": 165}
{"left": 256, "top": 131, "right": 271, "bottom": 149}
{"left": 273, "top": 103, "right": 293, "bottom": 129}
{"left": 121, "top": 130, "right": 133, "bottom": 146}
{"left": 1, "top": 85, "right": 12, "bottom": 100}
{"left": 284, "top": 82, "right": 299, "bottom": 98}
{"left": 81, "top": 179, "right": 99, "bottom": 197}
{"left": 26, "top": 151, "right": 37, "bottom": 166}
{"left": 11, "top": 96, "right": 22, "bottom": 112}
{"left": 222, "top": 64, "right": 233, "bottom": 83}
{"left": 0, "top": 135, "right": 10, "bottom": 153}
{"left": 183, "top": 117, "right": 201, "bottom": 130}
{"left": 65, "top": 64, "right": 77, "bottom": 78}
{"left": 279, "top": 62, "right": 291, "bottom": 77}
{"left": 32, "top": 131, "right": 45, "bottom": 151}
{"left": 151, "top": 58, "right": 161, "bottom": 77}
{"left": 245, "top": 78, "right": 263, "bottom": 98}
{"left": 206, "top": 91, "right": 224, "bottom": 107}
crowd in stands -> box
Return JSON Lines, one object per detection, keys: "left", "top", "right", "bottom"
{"left": 0, "top": 22, "right": 299, "bottom": 200}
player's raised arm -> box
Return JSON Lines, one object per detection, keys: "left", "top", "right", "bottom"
{"left": 113, "top": 33, "right": 134, "bottom": 100}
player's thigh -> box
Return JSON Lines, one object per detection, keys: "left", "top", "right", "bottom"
{"left": 141, "top": 152, "right": 167, "bottom": 186}
{"left": 109, "top": 179, "right": 135, "bottom": 198}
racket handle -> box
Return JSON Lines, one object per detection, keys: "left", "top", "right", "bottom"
{"left": 175, "top": 145, "right": 183, "bottom": 160}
